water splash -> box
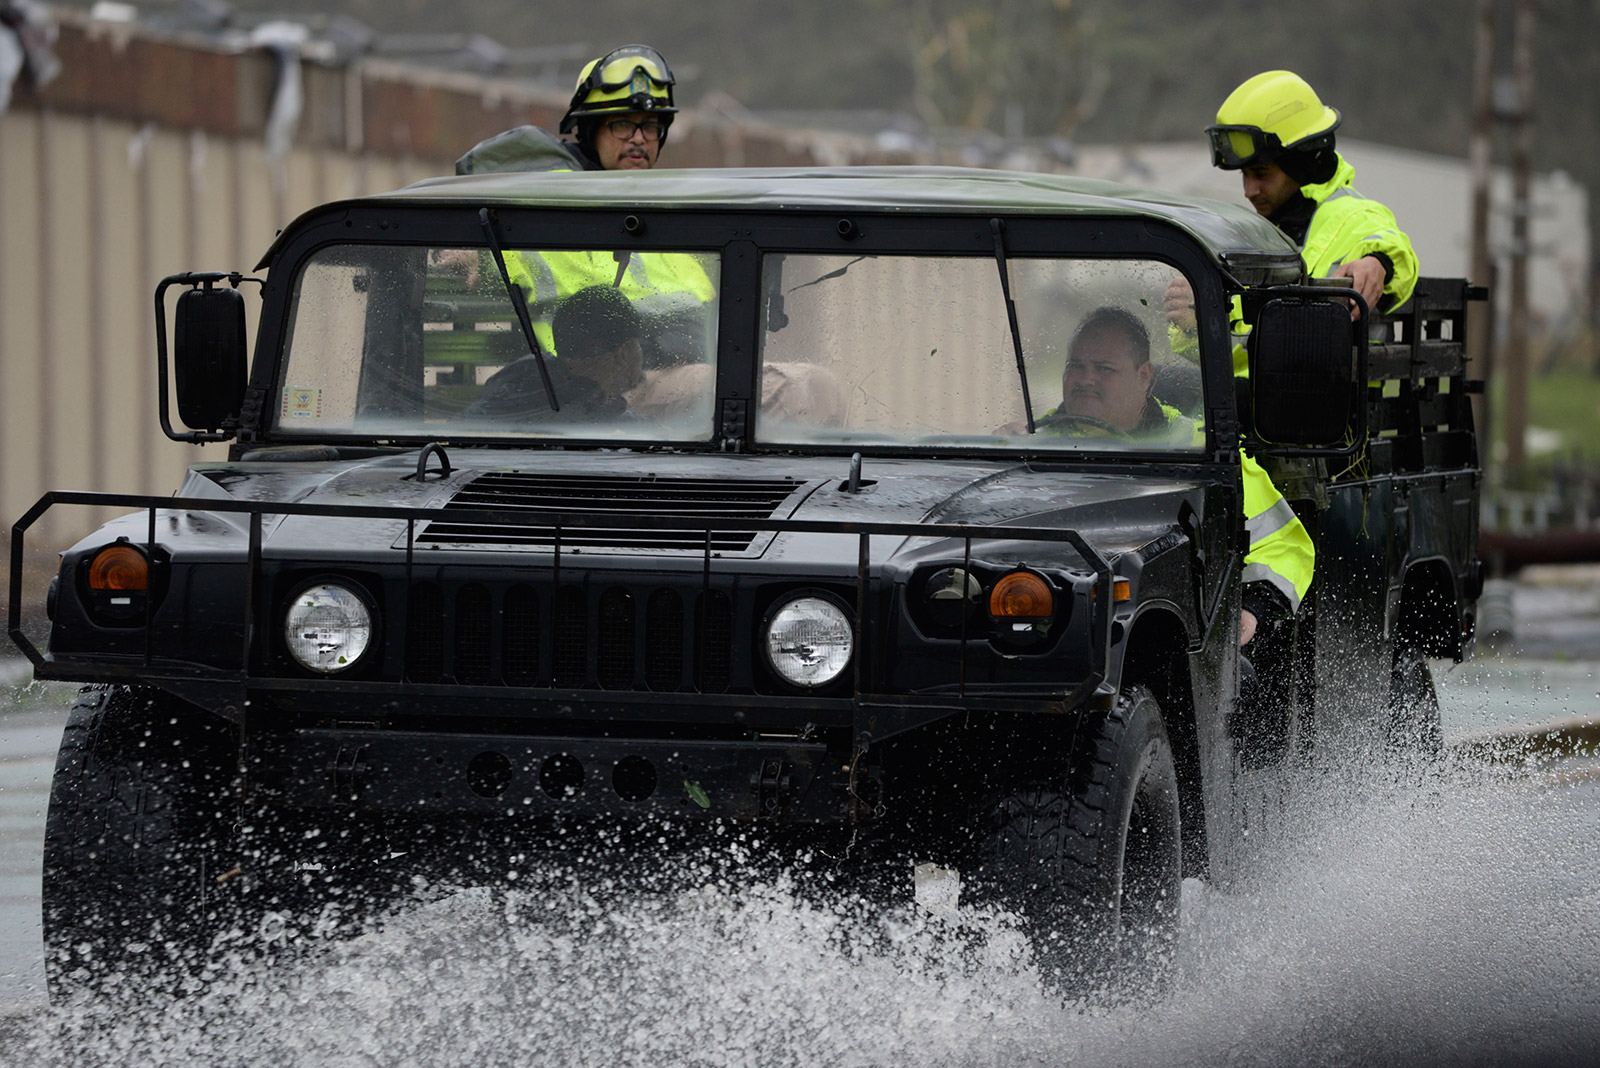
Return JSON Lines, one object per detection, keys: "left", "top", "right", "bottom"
{"left": 9, "top": 758, "right": 1600, "bottom": 1068}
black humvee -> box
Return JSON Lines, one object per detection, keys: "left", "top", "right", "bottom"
{"left": 8, "top": 166, "right": 1481, "bottom": 995}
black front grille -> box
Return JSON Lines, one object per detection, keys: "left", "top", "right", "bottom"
{"left": 597, "top": 589, "right": 636, "bottom": 688}
{"left": 404, "top": 580, "right": 735, "bottom": 693}
{"left": 502, "top": 586, "right": 539, "bottom": 685}
{"left": 454, "top": 584, "right": 492, "bottom": 685}
{"left": 415, "top": 473, "right": 803, "bottom": 553}
{"left": 405, "top": 582, "right": 445, "bottom": 683}
{"left": 645, "top": 589, "right": 683, "bottom": 691}
{"left": 553, "top": 586, "right": 587, "bottom": 687}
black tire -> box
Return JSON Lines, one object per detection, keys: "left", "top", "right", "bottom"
{"left": 42, "top": 685, "right": 240, "bottom": 1001}
{"left": 1386, "top": 644, "right": 1444, "bottom": 756}
{"left": 974, "top": 685, "right": 1182, "bottom": 992}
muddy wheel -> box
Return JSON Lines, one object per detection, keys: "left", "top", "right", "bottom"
{"left": 974, "top": 685, "right": 1182, "bottom": 992}
{"left": 1386, "top": 644, "right": 1444, "bottom": 756}
{"left": 42, "top": 685, "right": 240, "bottom": 1001}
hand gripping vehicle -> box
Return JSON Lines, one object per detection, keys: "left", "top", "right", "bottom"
{"left": 8, "top": 166, "right": 1482, "bottom": 994}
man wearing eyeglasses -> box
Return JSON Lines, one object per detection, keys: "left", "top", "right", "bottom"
{"left": 455, "top": 44, "right": 678, "bottom": 175}
{"left": 448, "top": 46, "right": 715, "bottom": 369}
{"left": 558, "top": 44, "right": 677, "bottom": 171}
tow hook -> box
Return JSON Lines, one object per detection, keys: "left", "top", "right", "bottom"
{"left": 327, "top": 745, "right": 372, "bottom": 803}
{"left": 751, "top": 758, "right": 792, "bottom": 818}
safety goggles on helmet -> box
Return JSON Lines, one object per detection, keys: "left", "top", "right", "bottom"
{"left": 584, "top": 45, "right": 674, "bottom": 95}
{"left": 1206, "top": 119, "right": 1338, "bottom": 171}
{"left": 561, "top": 45, "right": 677, "bottom": 133}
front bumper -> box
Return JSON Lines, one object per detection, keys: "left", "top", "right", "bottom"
{"left": 251, "top": 727, "right": 840, "bottom": 822}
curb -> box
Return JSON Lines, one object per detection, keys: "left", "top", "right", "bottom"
{"left": 1449, "top": 716, "right": 1600, "bottom": 761}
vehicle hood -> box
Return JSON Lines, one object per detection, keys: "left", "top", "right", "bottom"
{"left": 152, "top": 449, "right": 1208, "bottom": 563}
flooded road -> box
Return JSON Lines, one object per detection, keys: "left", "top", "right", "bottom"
{"left": 1, "top": 662, "right": 1598, "bottom": 1066}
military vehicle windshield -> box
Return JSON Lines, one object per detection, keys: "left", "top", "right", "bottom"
{"left": 757, "top": 253, "right": 1204, "bottom": 453}
{"left": 276, "top": 243, "right": 721, "bottom": 441}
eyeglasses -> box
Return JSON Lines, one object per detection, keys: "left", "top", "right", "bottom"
{"left": 604, "top": 118, "right": 665, "bottom": 141}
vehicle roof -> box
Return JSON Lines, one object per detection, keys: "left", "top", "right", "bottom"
{"left": 264, "top": 165, "right": 1304, "bottom": 274}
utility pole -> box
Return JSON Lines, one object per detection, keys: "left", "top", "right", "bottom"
{"left": 1502, "top": 0, "right": 1537, "bottom": 474}
{"left": 1467, "top": 0, "right": 1496, "bottom": 460}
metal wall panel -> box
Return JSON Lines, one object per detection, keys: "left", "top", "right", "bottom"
{"left": 1, "top": 112, "right": 45, "bottom": 538}
{"left": 92, "top": 118, "right": 148, "bottom": 530}
{"left": 0, "top": 105, "right": 458, "bottom": 553}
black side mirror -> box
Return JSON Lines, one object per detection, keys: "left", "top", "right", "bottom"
{"left": 175, "top": 284, "right": 247, "bottom": 430}
{"left": 156, "top": 273, "right": 259, "bottom": 443}
{"left": 1245, "top": 295, "right": 1367, "bottom": 455}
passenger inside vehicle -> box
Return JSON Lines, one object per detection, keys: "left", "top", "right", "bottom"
{"left": 462, "top": 284, "right": 647, "bottom": 422}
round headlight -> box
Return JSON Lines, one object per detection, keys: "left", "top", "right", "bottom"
{"left": 284, "top": 583, "right": 373, "bottom": 674}
{"left": 765, "top": 595, "right": 853, "bottom": 689}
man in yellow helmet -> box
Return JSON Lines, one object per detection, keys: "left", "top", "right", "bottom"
{"left": 450, "top": 46, "right": 715, "bottom": 365}
{"left": 559, "top": 44, "right": 678, "bottom": 171}
{"left": 1169, "top": 70, "right": 1419, "bottom": 355}
{"left": 1206, "top": 70, "right": 1418, "bottom": 318}
{"left": 1166, "top": 70, "right": 1421, "bottom": 505}
{"left": 455, "top": 44, "right": 679, "bottom": 174}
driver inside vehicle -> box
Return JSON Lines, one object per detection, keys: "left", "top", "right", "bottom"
{"left": 1036, "top": 305, "right": 1192, "bottom": 440}
{"left": 462, "top": 284, "right": 647, "bottom": 423}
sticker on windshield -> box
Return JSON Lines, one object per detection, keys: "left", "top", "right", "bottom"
{"left": 282, "top": 387, "right": 323, "bottom": 420}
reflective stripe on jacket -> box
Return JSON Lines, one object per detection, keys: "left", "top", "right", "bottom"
{"left": 1241, "top": 451, "right": 1314, "bottom": 614}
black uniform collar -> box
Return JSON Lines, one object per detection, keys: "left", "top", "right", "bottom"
{"left": 1268, "top": 193, "right": 1318, "bottom": 247}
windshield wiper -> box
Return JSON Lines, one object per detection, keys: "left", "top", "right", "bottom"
{"left": 989, "top": 218, "right": 1035, "bottom": 434}
{"left": 478, "top": 207, "right": 559, "bottom": 411}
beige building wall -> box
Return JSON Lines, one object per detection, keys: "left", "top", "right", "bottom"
{"left": 0, "top": 108, "right": 458, "bottom": 550}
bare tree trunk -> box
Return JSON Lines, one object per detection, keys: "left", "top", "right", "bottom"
{"left": 1467, "top": 0, "right": 1496, "bottom": 464}
{"left": 1502, "top": 0, "right": 1537, "bottom": 474}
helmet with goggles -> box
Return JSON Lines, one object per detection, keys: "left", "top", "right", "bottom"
{"left": 560, "top": 44, "right": 678, "bottom": 138}
{"left": 1205, "top": 70, "right": 1340, "bottom": 173}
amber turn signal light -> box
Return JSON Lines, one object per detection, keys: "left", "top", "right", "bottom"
{"left": 88, "top": 545, "right": 149, "bottom": 591}
{"left": 1090, "top": 578, "right": 1133, "bottom": 603}
{"left": 989, "top": 570, "right": 1054, "bottom": 619}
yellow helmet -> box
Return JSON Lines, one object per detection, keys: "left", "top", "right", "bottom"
{"left": 1205, "top": 70, "right": 1340, "bottom": 171}
{"left": 560, "top": 44, "right": 677, "bottom": 136}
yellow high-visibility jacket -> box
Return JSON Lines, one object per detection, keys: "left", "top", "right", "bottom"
{"left": 1297, "top": 153, "right": 1418, "bottom": 315}
{"left": 507, "top": 250, "right": 717, "bottom": 357}
{"left": 1171, "top": 152, "right": 1418, "bottom": 372}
